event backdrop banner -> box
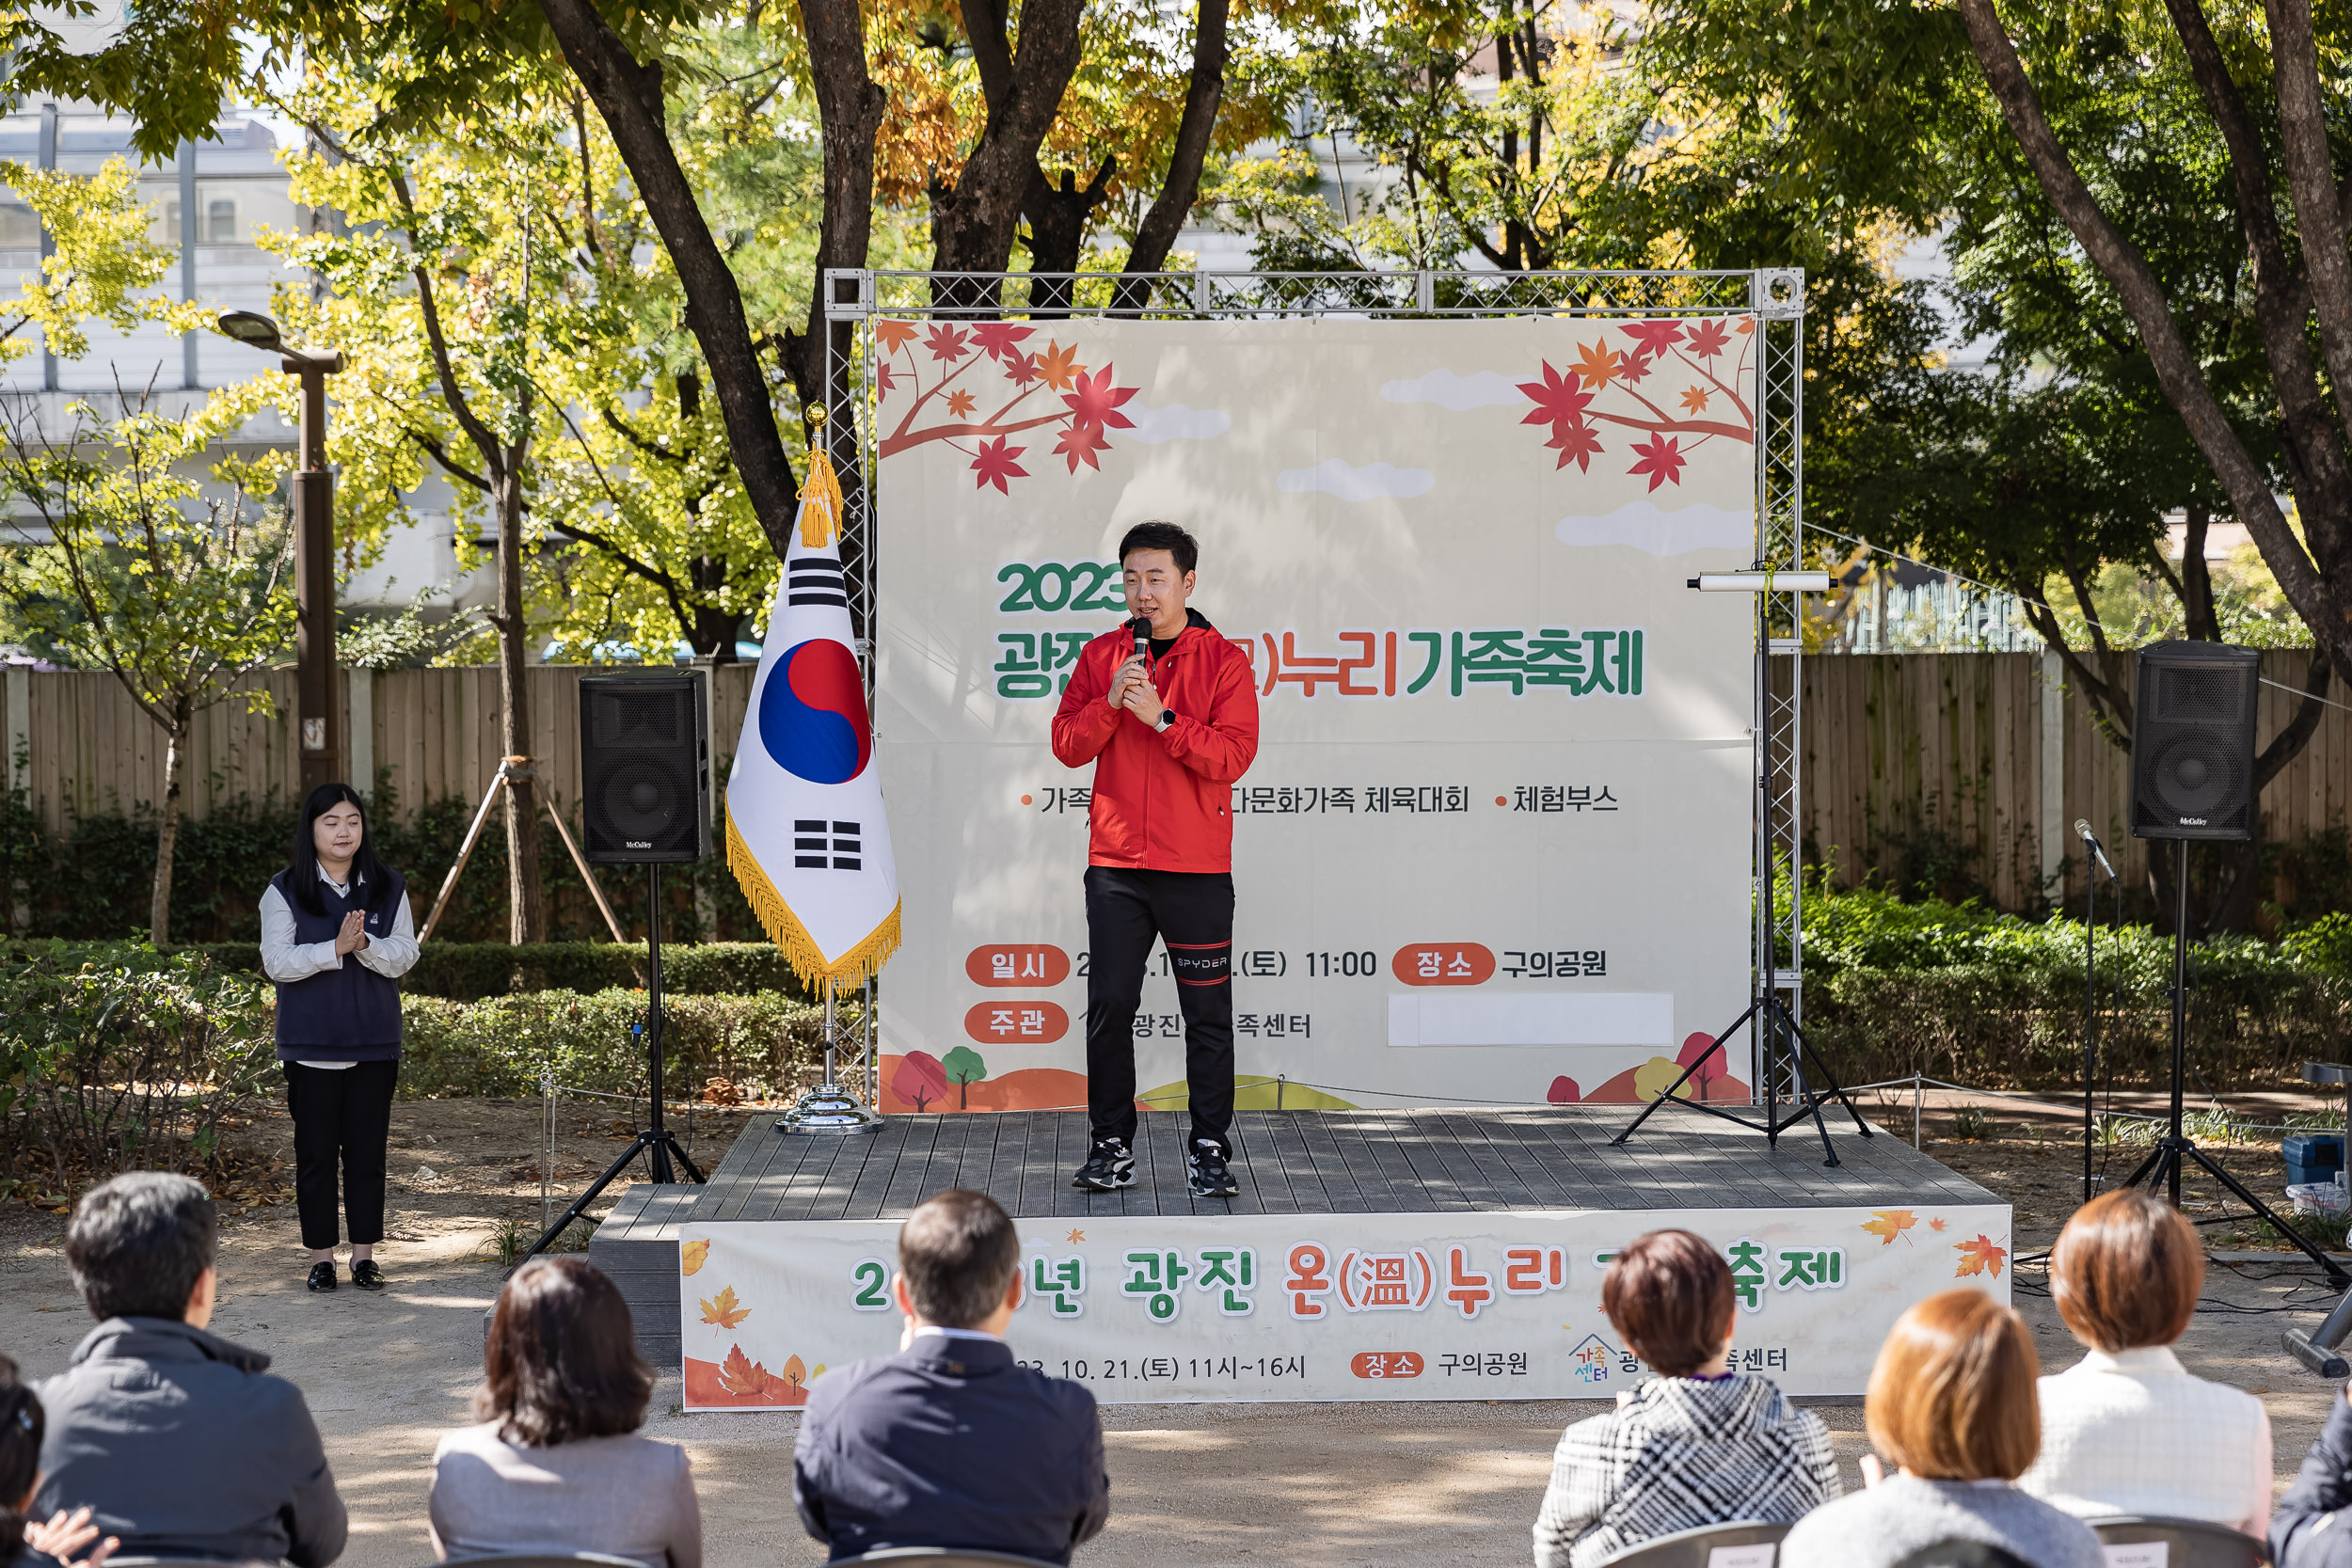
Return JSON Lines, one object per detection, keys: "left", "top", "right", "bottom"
{"left": 677, "top": 1204, "right": 2014, "bottom": 1407}
{"left": 875, "top": 317, "right": 1760, "bottom": 1113}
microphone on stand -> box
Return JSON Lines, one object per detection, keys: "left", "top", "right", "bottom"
{"left": 2074, "top": 818, "right": 2118, "bottom": 881}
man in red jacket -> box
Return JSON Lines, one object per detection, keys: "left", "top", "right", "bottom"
{"left": 1051, "top": 521, "right": 1260, "bottom": 1197}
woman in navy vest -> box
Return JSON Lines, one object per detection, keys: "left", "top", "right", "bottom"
{"left": 262, "top": 783, "right": 418, "bottom": 1292}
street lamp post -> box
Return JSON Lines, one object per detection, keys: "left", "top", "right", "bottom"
{"left": 220, "top": 311, "right": 346, "bottom": 795}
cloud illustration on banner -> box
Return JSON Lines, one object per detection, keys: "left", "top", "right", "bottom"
{"left": 1554, "top": 499, "right": 1753, "bottom": 556}
{"left": 1277, "top": 458, "right": 1437, "bottom": 503}
{"left": 1123, "top": 402, "right": 1232, "bottom": 444}
{"left": 1378, "top": 369, "right": 1528, "bottom": 411}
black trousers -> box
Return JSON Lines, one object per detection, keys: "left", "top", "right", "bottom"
{"left": 283, "top": 1059, "right": 398, "bottom": 1251}
{"left": 1084, "top": 866, "right": 1234, "bottom": 1153}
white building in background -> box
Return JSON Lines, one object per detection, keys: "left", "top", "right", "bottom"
{"left": 0, "top": 103, "right": 488, "bottom": 626}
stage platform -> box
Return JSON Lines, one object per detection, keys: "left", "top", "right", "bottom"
{"left": 595, "top": 1105, "right": 2001, "bottom": 1379}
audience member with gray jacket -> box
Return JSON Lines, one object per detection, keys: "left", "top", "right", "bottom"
{"left": 34, "top": 1173, "right": 348, "bottom": 1567}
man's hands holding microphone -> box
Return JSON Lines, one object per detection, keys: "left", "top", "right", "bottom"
{"left": 1104, "top": 653, "right": 1168, "bottom": 727}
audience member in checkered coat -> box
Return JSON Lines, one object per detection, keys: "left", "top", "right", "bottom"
{"left": 1533, "top": 1229, "right": 1838, "bottom": 1568}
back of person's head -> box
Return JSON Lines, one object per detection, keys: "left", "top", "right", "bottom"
{"left": 1600, "top": 1229, "right": 1734, "bottom": 1377}
{"left": 1866, "top": 1290, "right": 2040, "bottom": 1481}
{"left": 477, "top": 1257, "right": 652, "bottom": 1446}
{"left": 898, "top": 1188, "right": 1020, "bottom": 1328}
{"left": 1117, "top": 519, "right": 1199, "bottom": 575}
{"left": 0, "top": 1356, "right": 43, "bottom": 1563}
{"left": 66, "top": 1172, "right": 216, "bottom": 1322}
{"left": 2050, "top": 1188, "right": 2201, "bottom": 1352}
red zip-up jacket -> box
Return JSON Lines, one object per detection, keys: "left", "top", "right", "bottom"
{"left": 1050, "top": 610, "right": 1260, "bottom": 873}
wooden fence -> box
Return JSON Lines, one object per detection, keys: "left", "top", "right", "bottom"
{"left": 6, "top": 653, "right": 2346, "bottom": 911}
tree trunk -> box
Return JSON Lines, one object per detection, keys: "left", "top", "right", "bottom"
{"left": 928, "top": 0, "right": 1088, "bottom": 301}
{"left": 1115, "top": 0, "right": 1231, "bottom": 313}
{"left": 781, "top": 0, "right": 886, "bottom": 420}
{"left": 1025, "top": 158, "right": 1115, "bottom": 316}
{"left": 496, "top": 467, "right": 546, "bottom": 944}
{"left": 535, "top": 0, "right": 805, "bottom": 564}
{"left": 151, "top": 715, "right": 184, "bottom": 945}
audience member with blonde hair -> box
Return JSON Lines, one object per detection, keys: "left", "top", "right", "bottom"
{"left": 2016, "top": 1188, "right": 2269, "bottom": 1535}
{"left": 1779, "top": 1290, "right": 2102, "bottom": 1568}
{"left": 1532, "top": 1229, "right": 1837, "bottom": 1568}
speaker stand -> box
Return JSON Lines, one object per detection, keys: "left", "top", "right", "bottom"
{"left": 778, "top": 980, "right": 884, "bottom": 1133}
{"left": 517, "top": 863, "right": 706, "bottom": 1268}
{"left": 2122, "top": 840, "right": 2347, "bottom": 1286}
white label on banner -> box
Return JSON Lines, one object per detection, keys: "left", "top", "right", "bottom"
{"left": 1388, "top": 992, "right": 1674, "bottom": 1048}
{"left": 1706, "top": 1546, "right": 1776, "bottom": 1568}
{"left": 2102, "top": 1545, "right": 2167, "bottom": 1568}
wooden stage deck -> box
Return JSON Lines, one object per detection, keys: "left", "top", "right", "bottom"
{"left": 593, "top": 1106, "right": 1998, "bottom": 1366}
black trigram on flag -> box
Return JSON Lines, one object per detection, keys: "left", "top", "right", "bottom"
{"left": 794, "top": 819, "right": 863, "bottom": 871}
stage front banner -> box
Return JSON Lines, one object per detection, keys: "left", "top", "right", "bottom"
{"left": 678, "top": 1204, "right": 2014, "bottom": 1408}
{"left": 875, "top": 317, "right": 1760, "bottom": 1113}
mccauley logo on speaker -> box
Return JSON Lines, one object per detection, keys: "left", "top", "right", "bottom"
{"left": 723, "top": 451, "right": 902, "bottom": 990}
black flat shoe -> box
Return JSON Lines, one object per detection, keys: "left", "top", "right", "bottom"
{"left": 307, "top": 1260, "right": 337, "bottom": 1292}
{"left": 351, "top": 1259, "right": 387, "bottom": 1291}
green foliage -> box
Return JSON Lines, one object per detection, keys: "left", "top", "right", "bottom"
{"left": 0, "top": 157, "right": 209, "bottom": 366}
{"left": 400, "top": 988, "right": 834, "bottom": 1100}
{"left": 0, "top": 942, "right": 278, "bottom": 1186}
{"left": 2287, "top": 914, "right": 2352, "bottom": 979}
{"left": 0, "top": 780, "right": 762, "bottom": 944}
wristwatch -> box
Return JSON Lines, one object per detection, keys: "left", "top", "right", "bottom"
{"left": 1155, "top": 706, "right": 1178, "bottom": 730}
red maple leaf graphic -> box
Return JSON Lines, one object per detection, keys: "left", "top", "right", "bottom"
{"left": 971, "top": 323, "right": 1034, "bottom": 361}
{"left": 874, "top": 361, "right": 901, "bottom": 399}
{"left": 1621, "top": 319, "right": 1686, "bottom": 357}
{"left": 1619, "top": 352, "right": 1655, "bottom": 385}
{"left": 1547, "top": 420, "right": 1604, "bottom": 472}
{"left": 1003, "top": 351, "right": 1038, "bottom": 388}
{"left": 874, "top": 319, "right": 919, "bottom": 354}
{"left": 924, "top": 325, "right": 971, "bottom": 364}
{"left": 1518, "top": 361, "right": 1594, "bottom": 435}
{"left": 1686, "top": 319, "right": 1731, "bottom": 359}
{"left": 1062, "top": 364, "right": 1137, "bottom": 433}
{"left": 1056, "top": 420, "right": 1112, "bottom": 473}
{"left": 1628, "top": 432, "right": 1687, "bottom": 490}
{"left": 971, "top": 436, "right": 1028, "bottom": 493}
{"left": 946, "top": 389, "right": 977, "bottom": 419}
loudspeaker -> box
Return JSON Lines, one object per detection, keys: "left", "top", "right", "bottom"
{"left": 580, "top": 672, "right": 710, "bottom": 863}
{"left": 2130, "top": 641, "right": 2259, "bottom": 842}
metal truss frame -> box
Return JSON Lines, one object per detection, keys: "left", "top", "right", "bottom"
{"left": 821, "top": 265, "right": 1809, "bottom": 1087}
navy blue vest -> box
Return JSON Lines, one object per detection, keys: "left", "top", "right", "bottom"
{"left": 270, "top": 865, "right": 407, "bottom": 1060}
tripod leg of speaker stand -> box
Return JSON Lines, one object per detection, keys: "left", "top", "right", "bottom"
{"left": 1611, "top": 999, "right": 1761, "bottom": 1146}
{"left": 1761, "top": 998, "right": 1839, "bottom": 1167}
{"left": 2285, "top": 1279, "right": 2352, "bottom": 1377}
{"left": 2118, "top": 1137, "right": 2173, "bottom": 1195}
{"left": 2178, "top": 1141, "right": 2351, "bottom": 1286}
{"left": 1770, "top": 1004, "right": 1875, "bottom": 1140}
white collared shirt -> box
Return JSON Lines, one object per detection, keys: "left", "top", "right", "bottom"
{"left": 260, "top": 865, "right": 420, "bottom": 1069}
{"left": 911, "top": 1325, "right": 1003, "bottom": 1344}
{"left": 2017, "top": 1343, "right": 2272, "bottom": 1536}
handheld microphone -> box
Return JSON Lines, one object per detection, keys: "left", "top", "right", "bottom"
{"left": 1127, "top": 615, "right": 1152, "bottom": 664}
{"left": 2074, "top": 818, "right": 2118, "bottom": 881}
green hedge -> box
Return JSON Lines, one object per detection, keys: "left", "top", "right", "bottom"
{"left": 400, "top": 988, "right": 839, "bottom": 1101}
{"left": 154, "top": 941, "right": 813, "bottom": 1002}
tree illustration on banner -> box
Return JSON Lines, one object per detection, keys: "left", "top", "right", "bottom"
{"left": 1517, "top": 317, "right": 1756, "bottom": 486}
{"left": 894, "top": 1050, "right": 948, "bottom": 1112}
{"left": 872, "top": 319, "right": 1143, "bottom": 490}
{"left": 942, "top": 1046, "right": 989, "bottom": 1109}
{"left": 1675, "top": 1033, "right": 1728, "bottom": 1102}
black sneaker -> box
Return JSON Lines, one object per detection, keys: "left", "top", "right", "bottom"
{"left": 351, "top": 1259, "right": 388, "bottom": 1291}
{"left": 1188, "top": 1142, "right": 1239, "bottom": 1198}
{"left": 1072, "top": 1138, "right": 1136, "bottom": 1191}
{"left": 306, "top": 1260, "right": 337, "bottom": 1292}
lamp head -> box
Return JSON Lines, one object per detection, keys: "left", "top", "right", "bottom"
{"left": 216, "top": 310, "right": 284, "bottom": 353}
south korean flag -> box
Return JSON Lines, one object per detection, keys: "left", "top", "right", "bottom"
{"left": 724, "top": 452, "right": 900, "bottom": 987}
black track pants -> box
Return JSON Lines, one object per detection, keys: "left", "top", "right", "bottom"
{"left": 1083, "top": 865, "right": 1234, "bottom": 1154}
{"left": 284, "top": 1058, "right": 398, "bottom": 1250}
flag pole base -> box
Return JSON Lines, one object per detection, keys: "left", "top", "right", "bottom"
{"left": 776, "top": 1083, "right": 885, "bottom": 1134}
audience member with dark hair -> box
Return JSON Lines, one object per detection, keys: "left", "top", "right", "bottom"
{"left": 3, "top": 1357, "right": 116, "bottom": 1568}
{"left": 1780, "top": 1291, "right": 2101, "bottom": 1568}
{"left": 2018, "top": 1189, "right": 2269, "bottom": 1535}
{"left": 794, "top": 1189, "right": 1108, "bottom": 1564}
{"left": 35, "top": 1173, "right": 347, "bottom": 1567}
{"left": 1532, "top": 1229, "right": 1837, "bottom": 1567}
{"left": 2273, "top": 1376, "right": 2352, "bottom": 1566}
{"left": 429, "top": 1257, "right": 700, "bottom": 1568}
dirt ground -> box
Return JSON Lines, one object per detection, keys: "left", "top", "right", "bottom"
{"left": 4, "top": 1094, "right": 2350, "bottom": 1568}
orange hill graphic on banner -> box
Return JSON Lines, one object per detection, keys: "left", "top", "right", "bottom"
{"left": 683, "top": 1344, "right": 818, "bottom": 1409}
